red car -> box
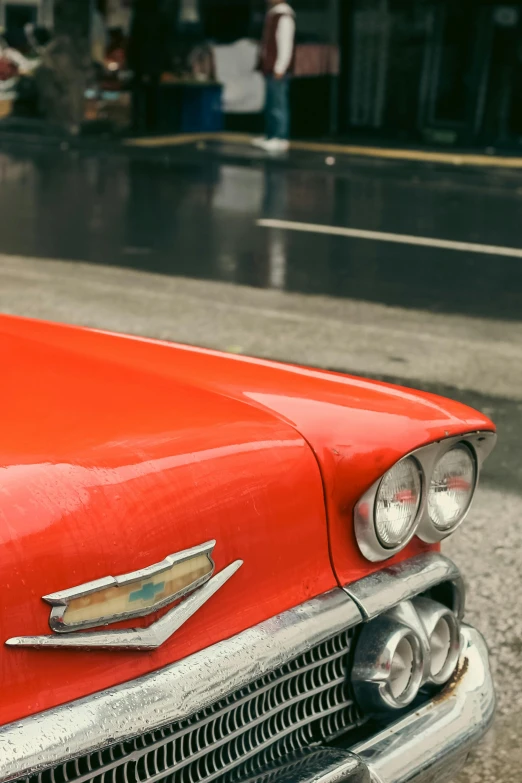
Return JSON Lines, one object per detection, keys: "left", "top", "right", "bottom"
{"left": 0, "top": 315, "right": 495, "bottom": 783}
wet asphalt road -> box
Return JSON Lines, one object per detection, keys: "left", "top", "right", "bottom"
{"left": 0, "top": 139, "right": 521, "bottom": 782}
{"left": 1, "top": 139, "right": 522, "bottom": 319}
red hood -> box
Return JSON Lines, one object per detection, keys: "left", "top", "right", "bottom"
{"left": 0, "top": 316, "right": 333, "bottom": 725}
{"left": 0, "top": 316, "right": 494, "bottom": 725}
{"left": 56, "top": 319, "right": 490, "bottom": 586}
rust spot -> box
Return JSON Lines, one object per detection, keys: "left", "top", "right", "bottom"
{"left": 432, "top": 657, "right": 469, "bottom": 704}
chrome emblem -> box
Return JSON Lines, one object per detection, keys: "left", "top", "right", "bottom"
{"left": 6, "top": 541, "right": 242, "bottom": 650}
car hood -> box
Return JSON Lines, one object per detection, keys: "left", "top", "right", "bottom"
{"left": 0, "top": 316, "right": 333, "bottom": 725}
{"left": 61, "top": 322, "right": 492, "bottom": 587}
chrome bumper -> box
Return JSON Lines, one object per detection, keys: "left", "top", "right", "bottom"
{"left": 251, "top": 624, "right": 494, "bottom": 783}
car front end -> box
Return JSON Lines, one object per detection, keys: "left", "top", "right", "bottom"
{"left": 0, "top": 316, "right": 496, "bottom": 783}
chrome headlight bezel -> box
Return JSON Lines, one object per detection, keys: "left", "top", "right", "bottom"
{"left": 354, "top": 431, "right": 496, "bottom": 561}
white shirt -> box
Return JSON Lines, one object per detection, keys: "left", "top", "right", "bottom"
{"left": 269, "top": 3, "right": 296, "bottom": 75}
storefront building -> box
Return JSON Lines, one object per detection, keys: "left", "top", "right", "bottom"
{"left": 186, "top": 0, "right": 522, "bottom": 148}
{"left": 1, "top": 0, "right": 522, "bottom": 148}
{"left": 338, "top": 0, "right": 522, "bottom": 148}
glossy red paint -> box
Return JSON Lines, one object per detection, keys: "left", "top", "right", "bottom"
{"left": 60, "top": 322, "right": 491, "bottom": 585}
{"left": 0, "top": 316, "right": 333, "bottom": 725}
{"left": 0, "top": 315, "right": 495, "bottom": 725}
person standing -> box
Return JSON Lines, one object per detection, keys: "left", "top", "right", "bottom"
{"left": 253, "top": 1, "right": 295, "bottom": 153}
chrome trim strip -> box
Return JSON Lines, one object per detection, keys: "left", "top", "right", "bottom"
{"left": 46, "top": 540, "right": 216, "bottom": 633}
{"left": 0, "top": 587, "right": 362, "bottom": 780}
{"left": 352, "top": 624, "right": 495, "bottom": 783}
{"left": 6, "top": 560, "right": 242, "bottom": 651}
{"left": 344, "top": 553, "right": 464, "bottom": 620}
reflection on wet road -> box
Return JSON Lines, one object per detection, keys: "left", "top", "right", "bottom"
{"left": 0, "top": 142, "right": 521, "bottom": 320}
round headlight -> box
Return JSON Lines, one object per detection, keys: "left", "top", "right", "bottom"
{"left": 375, "top": 457, "right": 422, "bottom": 548}
{"left": 428, "top": 444, "right": 476, "bottom": 532}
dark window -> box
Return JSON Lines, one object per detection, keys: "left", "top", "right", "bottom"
{"left": 5, "top": 4, "right": 38, "bottom": 36}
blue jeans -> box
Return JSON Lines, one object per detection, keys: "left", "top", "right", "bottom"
{"left": 265, "top": 76, "right": 290, "bottom": 140}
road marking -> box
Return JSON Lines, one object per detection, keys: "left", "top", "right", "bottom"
{"left": 285, "top": 140, "right": 522, "bottom": 168}
{"left": 125, "top": 132, "right": 254, "bottom": 148}
{"left": 257, "top": 218, "right": 522, "bottom": 259}
{"left": 126, "top": 132, "right": 522, "bottom": 168}
{"left": 125, "top": 133, "right": 207, "bottom": 147}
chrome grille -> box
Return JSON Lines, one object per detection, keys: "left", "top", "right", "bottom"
{"left": 19, "top": 628, "right": 367, "bottom": 783}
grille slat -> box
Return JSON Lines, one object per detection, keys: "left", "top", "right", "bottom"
{"left": 17, "top": 628, "right": 368, "bottom": 783}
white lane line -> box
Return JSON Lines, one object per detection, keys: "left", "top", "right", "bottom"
{"left": 257, "top": 218, "right": 522, "bottom": 259}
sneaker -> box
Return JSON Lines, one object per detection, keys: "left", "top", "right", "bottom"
{"left": 273, "top": 139, "right": 290, "bottom": 152}
{"left": 256, "top": 138, "right": 290, "bottom": 153}
{"left": 251, "top": 136, "right": 268, "bottom": 148}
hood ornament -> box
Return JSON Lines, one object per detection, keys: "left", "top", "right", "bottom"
{"left": 6, "top": 541, "right": 242, "bottom": 651}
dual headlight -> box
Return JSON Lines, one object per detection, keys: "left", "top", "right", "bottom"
{"left": 376, "top": 445, "right": 474, "bottom": 546}
{"left": 355, "top": 432, "right": 495, "bottom": 561}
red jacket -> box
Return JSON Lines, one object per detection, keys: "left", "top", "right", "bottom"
{"left": 260, "top": 4, "right": 296, "bottom": 77}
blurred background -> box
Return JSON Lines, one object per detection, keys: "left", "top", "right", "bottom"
{"left": 2, "top": 0, "right": 522, "bottom": 145}
{"left": 0, "top": 2, "right": 522, "bottom": 782}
